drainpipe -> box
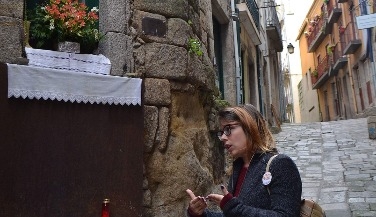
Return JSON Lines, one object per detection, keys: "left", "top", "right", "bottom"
{"left": 231, "top": 0, "right": 242, "bottom": 105}
{"left": 348, "top": 70, "right": 358, "bottom": 115}
{"left": 372, "top": 62, "right": 376, "bottom": 104}
{"left": 257, "top": 45, "right": 264, "bottom": 115}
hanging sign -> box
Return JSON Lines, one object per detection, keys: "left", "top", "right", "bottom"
{"left": 356, "top": 13, "right": 376, "bottom": 29}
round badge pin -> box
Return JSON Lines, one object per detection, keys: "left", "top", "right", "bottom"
{"left": 262, "top": 172, "right": 272, "bottom": 185}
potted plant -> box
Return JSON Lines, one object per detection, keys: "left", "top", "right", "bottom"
{"left": 28, "top": 0, "right": 101, "bottom": 53}
{"left": 339, "top": 26, "right": 345, "bottom": 34}
{"left": 308, "top": 25, "right": 313, "bottom": 32}
{"left": 327, "top": 44, "right": 335, "bottom": 55}
{"left": 320, "top": 25, "right": 326, "bottom": 33}
{"left": 320, "top": 11, "right": 325, "bottom": 18}
{"left": 312, "top": 69, "right": 318, "bottom": 78}
{"left": 314, "top": 14, "right": 320, "bottom": 22}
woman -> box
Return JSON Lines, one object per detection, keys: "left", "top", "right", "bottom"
{"left": 186, "top": 104, "right": 302, "bottom": 217}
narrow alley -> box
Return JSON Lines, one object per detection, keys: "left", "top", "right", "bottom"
{"left": 274, "top": 118, "right": 376, "bottom": 217}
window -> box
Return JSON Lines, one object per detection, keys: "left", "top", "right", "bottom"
{"left": 213, "top": 17, "right": 224, "bottom": 99}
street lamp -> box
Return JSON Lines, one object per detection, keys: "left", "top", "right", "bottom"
{"left": 287, "top": 43, "right": 295, "bottom": 54}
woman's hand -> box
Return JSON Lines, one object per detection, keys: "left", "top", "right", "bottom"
{"left": 186, "top": 189, "right": 207, "bottom": 216}
{"left": 206, "top": 185, "right": 228, "bottom": 206}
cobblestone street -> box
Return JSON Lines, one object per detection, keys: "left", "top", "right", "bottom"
{"left": 274, "top": 118, "right": 376, "bottom": 217}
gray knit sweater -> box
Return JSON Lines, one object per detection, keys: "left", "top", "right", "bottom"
{"left": 202, "top": 152, "right": 302, "bottom": 217}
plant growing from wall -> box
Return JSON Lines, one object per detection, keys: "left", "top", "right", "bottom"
{"left": 214, "top": 94, "right": 230, "bottom": 110}
{"left": 188, "top": 38, "right": 203, "bottom": 56}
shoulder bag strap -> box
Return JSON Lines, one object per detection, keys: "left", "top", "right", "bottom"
{"left": 266, "top": 154, "right": 279, "bottom": 195}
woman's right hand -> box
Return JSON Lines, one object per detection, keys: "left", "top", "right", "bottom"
{"left": 186, "top": 189, "right": 207, "bottom": 216}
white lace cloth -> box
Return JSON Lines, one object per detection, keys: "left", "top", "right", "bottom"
{"left": 25, "top": 47, "right": 111, "bottom": 75}
{"left": 7, "top": 64, "right": 142, "bottom": 106}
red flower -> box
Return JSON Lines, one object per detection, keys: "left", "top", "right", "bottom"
{"left": 43, "top": 0, "right": 99, "bottom": 41}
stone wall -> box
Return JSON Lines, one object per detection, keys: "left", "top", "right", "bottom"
{"left": 127, "top": 1, "right": 230, "bottom": 216}
{"left": 99, "top": 0, "right": 133, "bottom": 76}
{"left": 0, "top": 0, "right": 24, "bottom": 63}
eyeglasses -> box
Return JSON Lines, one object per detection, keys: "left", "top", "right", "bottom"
{"left": 217, "top": 124, "right": 240, "bottom": 140}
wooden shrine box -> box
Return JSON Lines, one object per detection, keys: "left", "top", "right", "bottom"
{"left": 0, "top": 63, "right": 144, "bottom": 217}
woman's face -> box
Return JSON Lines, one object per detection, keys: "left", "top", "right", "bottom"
{"left": 218, "top": 120, "right": 248, "bottom": 160}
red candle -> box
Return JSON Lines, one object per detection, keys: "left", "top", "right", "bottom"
{"left": 101, "top": 199, "right": 110, "bottom": 217}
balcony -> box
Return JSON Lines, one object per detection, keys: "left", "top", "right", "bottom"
{"left": 245, "top": 0, "right": 259, "bottom": 28}
{"left": 238, "top": 0, "right": 261, "bottom": 45}
{"left": 340, "top": 22, "right": 362, "bottom": 55}
{"left": 265, "top": 1, "right": 283, "bottom": 52}
{"left": 330, "top": 42, "right": 348, "bottom": 73}
{"left": 327, "top": 1, "right": 341, "bottom": 24}
{"left": 312, "top": 55, "right": 330, "bottom": 89}
{"left": 307, "top": 17, "right": 328, "bottom": 52}
{"left": 338, "top": 0, "right": 348, "bottom": 3}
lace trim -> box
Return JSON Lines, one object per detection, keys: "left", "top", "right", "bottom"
{"left": 25, "top": 47, "right": 111, "bottom": 75}
{"left": 8, "top": 89, "right": 141, "bottom": 106}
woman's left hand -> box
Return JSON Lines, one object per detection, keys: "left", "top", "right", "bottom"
{"left": 206, "top": 185, "right": 228, "bottom": 206}
{"left": 206, "top": 193, "right": 223, "bottom": 206}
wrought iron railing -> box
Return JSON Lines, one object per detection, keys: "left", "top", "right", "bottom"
{"left": 307, "top": 15, "right": 326, "bottom": 47}
{"left": 332, "top": 42, "right": 346, "bottom": 63}
{"left": 326, "top": 0, "right": 334, "bottom": 17}
{"left": 339, "top": 22, "right": 358, "bottom": 45}
{"left": 312, "top": 54, "right": 330, "bottom": 85}
{"left": 317, "top": 55, "right": 330, "bottom": 79}
{"left": 245, "top": 0, "right": 259, "bottom": 28}
{"left": 265, "top": 0, "right": 281, "bottom": 35}
{"left": 311, "top": 73, "right": 318, "bottom": 85}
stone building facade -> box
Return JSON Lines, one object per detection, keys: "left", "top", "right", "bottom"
{"left": 0, "top": 0, "right": 24, "bottom": 64}
{"left": 0, "top": 0, "right": 286, "bottom": 216}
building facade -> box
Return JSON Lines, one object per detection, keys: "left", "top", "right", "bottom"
{"left": 219, "top": 0, "right": 285, "bottom": 129}
{"left": 0, "top": 0, "right": 286, "bottom": 216}
{"left": 278, "top": 0, "right": 315, "bottom": 123}
{"left": 297, "top": 0, "right": 376, "bottom": 122}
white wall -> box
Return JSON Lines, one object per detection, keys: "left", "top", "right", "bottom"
{"left": 278, "top": 0, "right": 313, "bottom": 123}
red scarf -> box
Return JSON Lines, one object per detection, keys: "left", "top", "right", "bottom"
{"left": 234, "top": 166, "right": 248, "bottom": 196}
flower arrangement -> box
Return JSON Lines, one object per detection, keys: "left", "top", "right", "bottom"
{"left": 28, "top": 0, "right": 101, "bottom": 53}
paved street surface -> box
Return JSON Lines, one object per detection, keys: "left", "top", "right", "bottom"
{"left": 274, "top": 118, "right": 376, "bottom": 217}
